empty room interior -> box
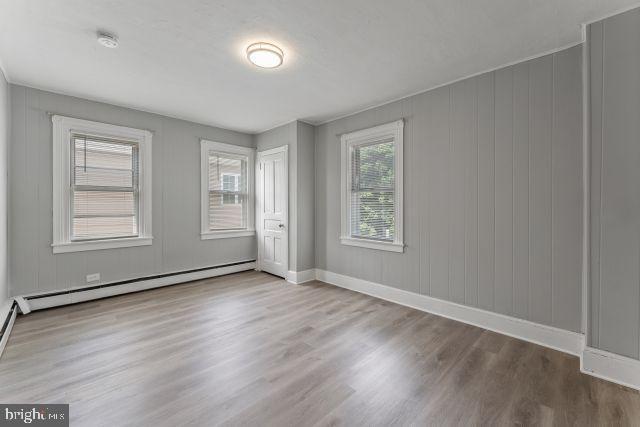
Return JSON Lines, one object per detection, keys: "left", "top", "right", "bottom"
{"left": 2, "top": 0, "right": 640, "bottom": 425}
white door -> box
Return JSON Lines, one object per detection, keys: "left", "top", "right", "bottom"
{"left": 257, "top": 146, "right": 288, "bottom": 278}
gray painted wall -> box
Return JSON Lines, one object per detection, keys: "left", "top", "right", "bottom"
{"left": 254, "top": 120, "right": 314, "bottom": 273}
{"left": 9, "top": 85, "right": 255, "bottom": 296}
{"left": 315, "top": 45, "right": 583, "bottom": 333}
{"left": 0, "top": 70, "right": 8, "bottom": 307}
{"left": 589, "top": 9, "right": 640, "bottom": 360}
{"left": 296, "top": 122, "right": 315, "bottom": 271}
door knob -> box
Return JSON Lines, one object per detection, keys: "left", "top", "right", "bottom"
{"left": 278, "top": 223, "right": 285, "bottom": 228}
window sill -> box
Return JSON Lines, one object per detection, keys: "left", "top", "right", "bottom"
{"left": 340, "top": 237, "right": 404, "bottom": 253}
{"left": 52, "top": 236, "right": 153, "bottom": 254}
{"left": 201, "top": 230, "right": 256, "bottom": 240}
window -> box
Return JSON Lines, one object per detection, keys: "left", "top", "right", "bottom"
{"left": 52, "top": 116, "right": 152, "bottom": 253}
{"left": 72, "top": 136, "right": 138, "bottom": 239}
{"left": 201, "top": 140, "right": 255, "bottom": 239}
{"left": 341, "top": 120, "right": 404, "bottom": 252}
{"left": 221, "top": 173, "right": 240, "bottom": 204}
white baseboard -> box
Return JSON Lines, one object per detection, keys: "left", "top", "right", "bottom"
{"left": 582, "top": 346, "right": 640, "bottom": 391}
{"left": 24, "top": 261, "right": 256, "bottom": 311}
{"left": 6, "top": 264, "right": 640, "bottom": 391}
{"left": 315, "top": 269, "right": 585, "bottom": 357}
{"left": 0, "top": 300, "right": 17, "bottom": 360}
{"left": 286, "top": 269, "right": 317, "bottom": 285}
{"left": 315, "top": 269, "right": 640, "bottom": 390}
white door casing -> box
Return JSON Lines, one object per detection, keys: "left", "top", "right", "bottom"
{"left": 256, "top": 145, "right": 288, "bottom": 278}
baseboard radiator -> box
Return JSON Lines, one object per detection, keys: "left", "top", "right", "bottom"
{"left": 0, "top": 301, "right": 18, "bottom": 360}
{"left": 20, "top": 260, "right": 256, "bottom": 312}
{"left": 0, "top": 260, "right": 256, "bottom": 360}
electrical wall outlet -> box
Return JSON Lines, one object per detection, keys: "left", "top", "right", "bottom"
{"left": 86, "top": 273, "right": 100, "bottom": 283}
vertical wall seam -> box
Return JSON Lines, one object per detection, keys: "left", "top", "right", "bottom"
{"left": 511, "top": 67, "right": 515, "bottom": 316}
{"left": 598, "top": 22, "right": 605, "bottom": 347}
{"left": 551, "top": 53, "right": 556, "bottom": 326}
{"left": 581, "top": 26, "right": 591, "bottom": 337}
{"left": 428, "top": 101, "right": 432, "bottom": 297}
{"left": 28, "top": 89, "right": 37, "bottom": 291}
{"left": 24, "top": 89, "right": 29, "bottom": 292}
{"left": 448, "top": 86, "right": 452, "bottom": 300}
{"left": 160, "top": 119, "right": 166, "bottom": 275}
{"left": 463, "top": 87, "right": 468, "bottom": 305}
{"left": 476, "top": 77, "right": 480, "bottom": 307}
{"left": 313, "top": 127, "right": 317, "bottom": 270}
{"left": 492, "top": 71, "right": 496, "bottom": 311}
{"left": 7, "top": 83, "right": 12, "bottom": 297}
{"left": 37, "top": 92, "right": 43, "bottom": 293}
{"left": 461, "top": 87, "right": 468, "bottom": 303}
{"left": 5, "top": 84, "right": 10, "bottom": 297}
{"left": 527, "top": 62, "right": 532, "bottom": 322}
{"left": 418, "top": 112, "right": 423, "bottom": 295}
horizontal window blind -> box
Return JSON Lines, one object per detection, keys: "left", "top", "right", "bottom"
{"left": 71, "top": 135, "right": 138, "bottom": 240}
{"left": 350, "top": 140, "right": 395, "bottom": 241}
{"left": 208, "top": 153, "right": 247, "bottom": 230}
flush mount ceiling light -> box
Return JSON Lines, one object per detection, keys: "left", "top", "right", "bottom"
{"left": 97, "top": 32, "right": 119, "bottom": 48}
{"left": 246, "top": 42, "right": 283, "bottom": 68}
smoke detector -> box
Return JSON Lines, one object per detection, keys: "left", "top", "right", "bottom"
{"left": 97, "top": 32, "right": 119, "bottom": 48}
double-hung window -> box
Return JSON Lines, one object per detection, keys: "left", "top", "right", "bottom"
{"left": 52, "top": 116, "right": 152, "bottom": 253}
{"left": 201, "top": 140, "right": 255, "bottom": 239}
{"left": 341, "top": 120, "right": 404, "bottom": 252}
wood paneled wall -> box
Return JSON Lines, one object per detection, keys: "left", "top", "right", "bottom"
{"left": 315, "top": 46, "right": 583, "bottom": 333}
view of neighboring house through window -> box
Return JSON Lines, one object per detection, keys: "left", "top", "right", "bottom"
{"left": 201, "top": 140, "right": 255, "bottom": 239}
{"left": 208, "top": 155, "right": 245, "bottom": 229}
{"left": 222, "top": 173, "right": 240, "bottom": 204}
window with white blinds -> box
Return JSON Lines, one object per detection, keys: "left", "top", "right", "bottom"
{"left": 350, "top": 141, "right": 395, "bottom": 241}
{"left": 52, "top": 115, "right": 152, "bottom": 253}
{"left": 208, "top": 154, "right": 246, "bottom": 229}
{"left": 201, "top": 140, "right": 255, "bottom": 239}
{"left": 72, "top": 135, "right": 138, "bottom": 240}
{"left": 341, "top": 120, "right": 404, "bottom": 252}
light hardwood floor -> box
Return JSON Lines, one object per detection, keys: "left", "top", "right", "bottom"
{"left": 1, "top": 271, "right": 639, "bottom": 426}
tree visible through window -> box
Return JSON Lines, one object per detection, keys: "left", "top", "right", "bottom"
{"left": 350, "top": 141, "right": 395, "bottom": 241}
{"left": 340, "top": 119, "right": 403, "bottom": 252}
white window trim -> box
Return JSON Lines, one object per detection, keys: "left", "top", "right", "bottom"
{"left": 340, "top": 119, "right": 404, "bottom": 253}
{"left": 200, "top": 140, "right": 255, "bottom": 240}
{"left": 52, "top": 115, "right": 153, "bottom": 254}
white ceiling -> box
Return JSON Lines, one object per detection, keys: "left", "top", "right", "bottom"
{"left": 0, "top": 0, "right": 638, "bottom": 133}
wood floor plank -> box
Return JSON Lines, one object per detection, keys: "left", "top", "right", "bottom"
{"left": 0, "top": 271, "right": 639, "bottom": 426}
